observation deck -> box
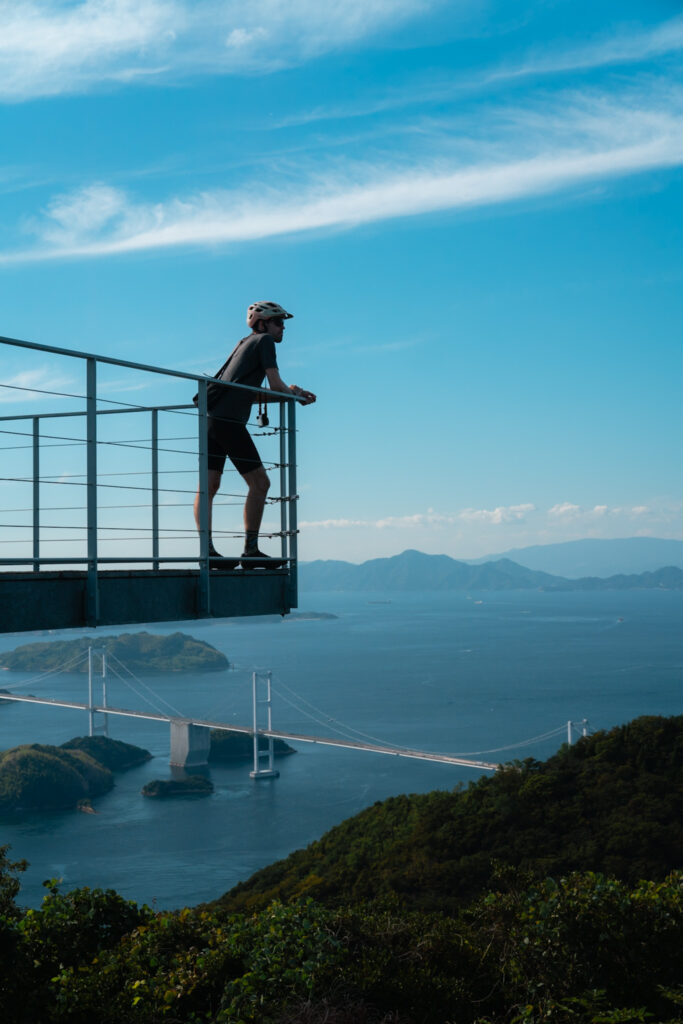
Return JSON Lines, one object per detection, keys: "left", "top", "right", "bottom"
{"left": 0, "top": 335, "right": 299, "bottom": 633}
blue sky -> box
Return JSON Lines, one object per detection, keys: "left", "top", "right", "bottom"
{"left": 0, "top": 0, "right": 682, "bottom": 563}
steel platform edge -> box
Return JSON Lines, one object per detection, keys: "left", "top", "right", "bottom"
{"left": 0, "top": 569, "right": 293, "bottom": 633}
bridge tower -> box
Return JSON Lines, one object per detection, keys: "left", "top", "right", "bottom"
{"left": 250, "top": 671, "right": 279, "bottom": 779}
{"left": 87, "top": 646, "right": 109, "bottom": 738}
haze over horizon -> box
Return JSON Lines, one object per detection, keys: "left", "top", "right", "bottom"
{"left": 1, "top": 0, "right": 681, "bottom": 564}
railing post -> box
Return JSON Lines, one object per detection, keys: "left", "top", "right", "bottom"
{"left": 279, "top": 401, "right": 287, "bottom": 564}
{"left": 86, "top": 358, "right": 98, "bottom": 626}
{"left": 196, "top": 379, "right": 210, "bottom": 617}
{"left": 32, "top": 417, "right": 40, "bottom": 572}
{"left": 287, "top": 398, "right": 298, "bottom": 608}
{"left": 151, "top": 408, "right": 159, "bottom": 570}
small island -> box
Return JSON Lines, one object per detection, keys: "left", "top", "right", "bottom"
{"left": 142, "top": 777, "right": 214, "bottom": 799}
{"left": 0, "top": 632, "right": 229, "bottom": 675}
{"left": 209, "top": 731, "right": 296, "bottom": 762}
{"left": 0, "top": 736, "right": 152, "bottom": 813}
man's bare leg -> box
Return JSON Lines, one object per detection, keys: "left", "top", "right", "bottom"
{"left": 241, "top": 466, "right": 281, "bottom": 566}
{"left": 194, "top": 469, "right": 222, "bottom": 551}
{"left": 241, "top": 466, "right": 270, "bottom": 534}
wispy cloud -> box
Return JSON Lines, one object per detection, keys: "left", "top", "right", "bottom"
{"left": 0, "top": 367, "right": 77, "bottom": 403}
{"left": 494, "top": 14, "right": 683, "bottom": 85}
{"left": 4, "top": 82, "right": 683, "bottom": 263}
{"left": 0, "top": 0, "right": 440, "bottom": 101}
{"left": 278, "top": 15, "right": 683, "bottom": 129}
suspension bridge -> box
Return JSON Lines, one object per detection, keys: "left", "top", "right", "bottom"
{"left": 0, "top": 646, "right": 589, "bottom": 778}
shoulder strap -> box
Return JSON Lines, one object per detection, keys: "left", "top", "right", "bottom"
{"left": 192, "top": 336, "right": 249, "bottom": 407}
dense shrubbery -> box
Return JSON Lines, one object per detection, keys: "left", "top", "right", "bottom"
{"left": 1, "top": 716, "right": 682, "bottom": 1023}
{"left": 0, "top": 860, "right": 681, "bottom": 1024}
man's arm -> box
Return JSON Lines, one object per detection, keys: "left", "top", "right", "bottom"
{"left": 265, "top": 366, "right": 316, "bottom": 405}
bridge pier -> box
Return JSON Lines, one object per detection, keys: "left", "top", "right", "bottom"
{"left": 169, "top": 721, "right": 211, "bottom": 768}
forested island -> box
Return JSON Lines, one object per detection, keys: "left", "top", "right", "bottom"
{"left": 0, "top": 737, "right": 151, "bottom": 812}
{"left": 142, "top": 777, "right": 214, "bottom": 799}
{"left": 0, "top": 632, "right": 229, "bottom": 674}
{"left": 0, "top": 715, "right": 681, "bottom": 1023}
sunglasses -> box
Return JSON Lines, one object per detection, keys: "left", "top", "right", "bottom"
{"left": 268, "top": 318, "right": 284, "bottom": 328}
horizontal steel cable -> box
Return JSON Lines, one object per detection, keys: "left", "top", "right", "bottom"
{"left": 272, "top": 678, "right": 571, "bottom": 758}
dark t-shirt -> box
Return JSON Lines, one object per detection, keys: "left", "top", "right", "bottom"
{"left": 209, "top": 332, "right": 278, "bottom": 424}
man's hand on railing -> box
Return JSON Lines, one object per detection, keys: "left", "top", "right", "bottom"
{"left": 290, "top": 386, "right": 316, "bottom": 405}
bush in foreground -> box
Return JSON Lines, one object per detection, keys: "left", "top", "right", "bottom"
{"left": 1, "top": 861, "right": 682, "bottom": 1024}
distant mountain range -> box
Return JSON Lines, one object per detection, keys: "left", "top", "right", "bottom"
{"left": 466, "top": 537, "right": 683, "bottom": 578}
{"left": 298, "top": 548, "right": 683, "bottom": 592}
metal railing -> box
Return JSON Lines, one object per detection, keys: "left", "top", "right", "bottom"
{"left": 0, "top": 333, "right": 298, "bottom": 620}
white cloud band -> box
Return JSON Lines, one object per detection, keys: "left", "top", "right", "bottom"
{"left": 4, "top": 82, "right": 683, "bottom": 263}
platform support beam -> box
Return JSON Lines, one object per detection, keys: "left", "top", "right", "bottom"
{"left": 250, "top": 670, "right": 279, "bottom": 779}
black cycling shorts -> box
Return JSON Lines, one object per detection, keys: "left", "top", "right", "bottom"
{"left": 207, "top": 418, "right": 263, "bottom": 476}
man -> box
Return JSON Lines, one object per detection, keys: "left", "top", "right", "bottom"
{"left": 194, "top": 300, "right": 316, "bottom": 568}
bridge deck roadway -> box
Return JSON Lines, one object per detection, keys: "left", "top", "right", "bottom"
{"left": 1, "top": 693, "right": 498, "bottom": 771}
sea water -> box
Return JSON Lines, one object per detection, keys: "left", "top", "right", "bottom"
{"left": 0, "top": 589, "right": 681, "bottom": 909}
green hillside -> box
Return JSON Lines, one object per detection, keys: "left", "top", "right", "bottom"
{"left": 217, "top": 715, "right": 683, "bottom": 914}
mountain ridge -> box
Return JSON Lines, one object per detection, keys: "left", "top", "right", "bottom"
{"left": 299, "top": 548, "right": 683, "bottom": 591}
{"left": 466, "top": 536, "right": 683, "bottom": 577}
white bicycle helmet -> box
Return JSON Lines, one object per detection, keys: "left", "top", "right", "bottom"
{"left": 246, "top": 301, "right": 294, "bottom": 328}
